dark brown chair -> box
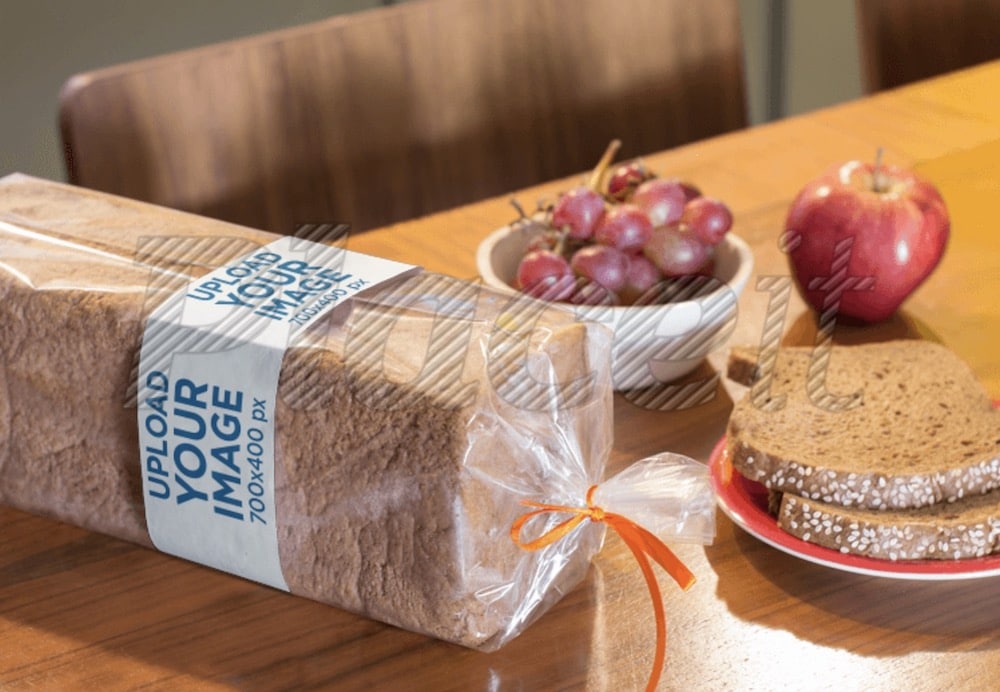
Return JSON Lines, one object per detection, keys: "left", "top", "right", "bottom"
{"left": 60, "top": 0, "right": 746, "bottom": 234}
{"left": 856, "top": 0, "right": 1000, "bottom": 92}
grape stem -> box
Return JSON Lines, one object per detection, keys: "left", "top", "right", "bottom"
{"left": 587, "top": 139, "right": 622, "bottom": 192}
{"left": 509, "top": 197, "right": 528, "bottom": 220}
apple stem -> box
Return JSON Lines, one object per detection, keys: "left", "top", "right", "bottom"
{"left": 873, "top": 147, "right": 888, "bottom": 193}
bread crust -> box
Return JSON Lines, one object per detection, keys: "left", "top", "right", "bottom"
{"left": 727, "top": 437, "right": 1000, "bottom": 511}
{"left": 778, "top": 490, "right": 1000, "bottom": 561}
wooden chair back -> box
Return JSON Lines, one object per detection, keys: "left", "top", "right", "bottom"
{"left": 856, "top": 0, "right": 1000, "bottom": 92}
{"left": 60, "top": 0, "right": 746, "bottom": 234}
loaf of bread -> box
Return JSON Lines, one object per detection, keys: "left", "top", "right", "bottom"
{"left": 0, "top": 174, "right": 612, "bottom": 649}
{"left": 725, "top": 341, "right": 1000, "bottom": 560}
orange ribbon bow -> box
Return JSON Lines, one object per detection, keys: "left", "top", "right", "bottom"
{"left": 510, "top": 485, "right": 696, "bottom": 692}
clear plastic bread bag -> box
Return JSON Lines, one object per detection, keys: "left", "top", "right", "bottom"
{"left": 0, "top": 176, "right": 715, "bottom": 662}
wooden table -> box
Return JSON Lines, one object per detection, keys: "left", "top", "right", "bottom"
{"left": 3, "top": 62, "right": 1000, "bottom": 691}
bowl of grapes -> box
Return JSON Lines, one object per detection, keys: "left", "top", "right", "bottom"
{"left": 476, "top": 140, "right": 754, "bottom": 391}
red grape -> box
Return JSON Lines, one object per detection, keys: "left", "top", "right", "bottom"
{"left": 643, "top": 226, "right": 711, "bottom": 276}
{"left": 516, "top": 249, "right": 575, "bottom": 301}
{"left": 551, "top": 186, "right": 606, "bottom": 240}
{"left": 695, "top": 250, "right": 716, "bottom": 277}
{"left": 570, "top": 244, "right": 629, "bottom": 293}
{"left": 632, "top": 178, "right": 686, "bottom": 227}
{"left": 621, "top": 253, "right": 662, "bottom": 303}
{"left": 607, "top": 161, "right": 653, "bottom": 202}
{"left": 593, "top": 204, "right": 653, "bottom": 252}
{"left": 682, "top": 197, "right": 733, "bottom": 245}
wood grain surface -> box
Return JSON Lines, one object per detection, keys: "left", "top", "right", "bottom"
{"left": 4, "top": 61, "right": 1000, "bottom": 691}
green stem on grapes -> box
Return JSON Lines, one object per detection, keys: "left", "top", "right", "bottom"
{"left": 587, "top": 139, "right": 622, "bottom": 192}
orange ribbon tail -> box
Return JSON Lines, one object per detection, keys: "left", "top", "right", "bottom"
{"left": 510, "top": 486, "right": 696, "bottom": 692}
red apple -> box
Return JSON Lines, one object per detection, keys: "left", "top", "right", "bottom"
{"left": 783, "top": 157, "right": 949, "bottom": 323}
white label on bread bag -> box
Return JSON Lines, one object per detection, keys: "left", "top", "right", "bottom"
{"left": 137, "top": 236, "right": 417, "bottom": 590}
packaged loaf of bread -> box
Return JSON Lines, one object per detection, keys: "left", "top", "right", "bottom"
{"left": 0, "top": 174, "right": 715, "bottom": 653}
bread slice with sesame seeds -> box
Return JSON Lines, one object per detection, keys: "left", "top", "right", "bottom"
{"left": 776, "top": 487, "right": 999, "bottom": 560}
{"left": 723, "top": 340, "right": 1000, "bottom": 560}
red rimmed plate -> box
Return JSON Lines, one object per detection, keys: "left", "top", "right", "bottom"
{"left": 708, "top": 437, "right": 1000, "bottom": 580}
